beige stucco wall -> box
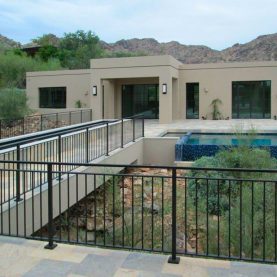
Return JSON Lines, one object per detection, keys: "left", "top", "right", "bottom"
{"left": 179, "top": 62, "right": 277, "bottom": 119}
{"left": 91, "top": 58, "right": 277, "bottom": 121}
{"left": 26, "top": 56, "right": 277, "bottom": 122}
{"left": 143, "top": 137, "right": 178, "bottom": 165}
{"left": 26, "top": 69, "right": 91, "bottom": 113}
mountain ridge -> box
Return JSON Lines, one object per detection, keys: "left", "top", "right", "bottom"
{"left": 101, "top": 33, "right": 277, "bottom": 63}
{"left": 1, "top": 33, "right": 276, "bottom": 63}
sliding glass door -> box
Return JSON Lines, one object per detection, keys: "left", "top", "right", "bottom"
{"left": 232, "top": 81, "right": 271, "bottom": 119}
{"left": 122, "top": 84, "right": 159, "bottom": 119}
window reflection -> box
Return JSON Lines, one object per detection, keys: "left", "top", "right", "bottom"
{"left": 232, "top": 81, "right": 271, "bottom": 119}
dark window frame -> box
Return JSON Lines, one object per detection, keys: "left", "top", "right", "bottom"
{"left": 121, "top": 84, "right": 159, "bottom": 119}
{"left": 186, "top": 82, "right": 199, "bottom": 119}
{"left": 39, "top": 87, "right": 67, "bottom": 109}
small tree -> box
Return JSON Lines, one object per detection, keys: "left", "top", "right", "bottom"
{"left": 59, "top": 30, "right": 103, "bottom": 69}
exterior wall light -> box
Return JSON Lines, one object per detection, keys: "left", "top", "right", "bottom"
{"left": 92, "top": 86, "right": 97, "bottom": 96}
{"left": 162, "top": 83, "right": 167, "bottom": 94}
{"left": 204, "top": 88, "right": 208, "bottom": 93}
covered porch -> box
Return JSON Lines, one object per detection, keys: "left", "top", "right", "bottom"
{"left": 90, "top": 55, "right": 181, "bottom": 124}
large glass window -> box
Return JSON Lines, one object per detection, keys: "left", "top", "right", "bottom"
{"left": 186, "top": 83, "right": 199, "bottom": 119}
{"left": 39, "top": 87, "right": 66, "bottom": 108}
{"left": 122, "top": 84, "right": 159, "bottom": 119}
{"left": 232, "top": 81, "right": 271, "bottom": 119}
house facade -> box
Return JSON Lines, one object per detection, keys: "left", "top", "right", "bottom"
{"left": 26, "top": 55, "right": 277, "bottom": 123}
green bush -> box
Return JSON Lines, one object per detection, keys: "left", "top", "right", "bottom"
{"left": 0, "top": 87, "right": 31, "bottom": 119}
{"left": 0, "top": 50, "right": 62, "bottom": 88}
{"left": 186, "top": 145, "right": 277, "bottom": 260}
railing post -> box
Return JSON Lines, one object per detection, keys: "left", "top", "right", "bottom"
{"left": 69, "top": 111, "right": 72, "bottom": 125}
{"left": 45, "top": 163, "right": 57, "bottom": 250}
{"left": 133, "top": 118, "right": 135, "bottom": 142}
{"left": 22, "top": 118, "right": 25, "bottom": 135}
{"left": 58, "top": 135, "right": 62, "bottom": 181}
{"left": 106, "top": 122, "right": 109, "bottom": 156}
{"left": 86, "top": 127, "right": 89, "bottom": 162}
{"left": 142, "top": 117, "right": 145, "bottom": 138}
{"left": 15, "top": 145, "right": 23, "bottom": 202}
{"left": 40, "top": 114, "right": 43, "bottom": 131}
{"left": 121, "top": 119, "right": 124, "bottom": 148}
{"left": 168, "top": 168, "right": 180, "bottom": 264}
{"left": 81, "top": 110, "right": 83, "bottom": 123}
{"left": 56, "top": 113, "right": 58, "bottom": 128}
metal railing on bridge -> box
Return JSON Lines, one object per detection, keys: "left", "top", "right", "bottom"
{"left": 0, "top": 109, "right": 93, "bottom": 139}
{"left": 0, "top": 116, "right": 144, "bottom": 203}
{"left": 0, "top": 160, "right": 276, "bottom": 264}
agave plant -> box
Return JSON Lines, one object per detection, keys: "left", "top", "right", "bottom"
{"left": 210, "top": 98, "right": 223, "bottom": 120}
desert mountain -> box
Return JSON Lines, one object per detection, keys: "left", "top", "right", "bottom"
{"left": 1, "top": 33, "right": 276, "bottom": 63}
{"left": 101, "top": 33, "right": 277, "bottom": 63}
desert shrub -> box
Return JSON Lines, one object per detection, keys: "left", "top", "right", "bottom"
{"left": 186, "top": 145, "right": 277, "bottom": 260}
{"left": 0, "top": 87, "right": 31, "bottom": 120}
{"left": 186, "top": 156, "right": 231, "bottom": 214}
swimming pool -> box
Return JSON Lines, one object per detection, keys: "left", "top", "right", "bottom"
{"left": 188, "top": 133, "right": 277, "bottom": 146}
{"left": 174, "top": 132, "right": 277, "bottom": 161}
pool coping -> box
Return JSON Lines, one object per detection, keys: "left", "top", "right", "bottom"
{"left": 162, "top": 129, "right": 277, "bottom": 138}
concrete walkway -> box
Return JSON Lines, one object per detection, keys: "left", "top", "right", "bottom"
{"left": 145, "top": 119, "right": 277, "bottom": 137}
{"left": 0, "top": 236, "right": 276, "bottom": 277}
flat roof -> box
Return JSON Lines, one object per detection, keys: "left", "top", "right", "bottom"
{"left": 180, "top": 60, "right": 277, "bottom": 70}
{"left": 26, "top": 55, "right": 277, "bottom": 76}
{"left": 90, "top": 55, "right": 182, "bottom": 69}
{"left": 26, "top": 69, "right": 91, "bottom": 77}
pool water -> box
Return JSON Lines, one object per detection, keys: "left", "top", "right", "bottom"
{"left": 187, "top": 134, "right": 277, "bottom": 146}
{"left": 174, "top": 132, "right": 277, "bottom": 161}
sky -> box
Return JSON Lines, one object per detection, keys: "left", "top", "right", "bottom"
{"left": 0, "top": 0, "right": 276, "bottom": 50}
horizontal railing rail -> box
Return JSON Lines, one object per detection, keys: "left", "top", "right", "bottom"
{"left": 0, "top": 160, "right": 276, "bottom": 264}
{"left": 1, "top": 159, "right": 277, "bottom": 173}
{"left": 0, "top": 120, "right": 110, "bottom": 151}
{"left": 0, "top": 109, "right": 93, "bottom": 139}
{"left": 0, "top": 117, "right": 145, "bottom": 203}
{"left": 0, "top": 115, "right": 144, "bottom": 151}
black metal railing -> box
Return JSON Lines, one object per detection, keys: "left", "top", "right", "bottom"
{"left": 0, "top": 161, "right": 276, "bottom": 264}
{"left": 0, "top": 109, "right": 93, "bottom": 139}
{"left": 0, "top": 117, "right": 144, "bottom": 203}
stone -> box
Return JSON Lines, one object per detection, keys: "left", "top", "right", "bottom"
{"left": 160, "top": 169, "right": 168, "bottom": 174}
{"left": 140, "top": 168, "right": 151, "bottom": 173}
{"left": 86, "top": 217, "right": 106, "bottom": 231}
{"left": 143, "top": 203, "right": 160, "bottom": 214}
{"left": 87, "top": 231, "right": 95, "bottom": 242}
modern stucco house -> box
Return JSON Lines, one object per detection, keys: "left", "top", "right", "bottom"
{"left": 26, "top": 55, "right": 277, "bottom": 123}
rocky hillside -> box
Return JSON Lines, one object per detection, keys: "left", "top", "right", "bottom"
{"left": 0, "top": 34, "right": 21, "bottom": 50}
{"left": 1, "top": 32, "right": 276, "bottom": 63}
{"left": 101, "top": 33, "right": 277, "bottom": 63}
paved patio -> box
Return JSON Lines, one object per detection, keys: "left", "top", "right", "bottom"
{"left": 0, "top": 236, "right": 276, "bottom": 277}
{"left": 145, "top": 119, "right": 277, "bottom": 137}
